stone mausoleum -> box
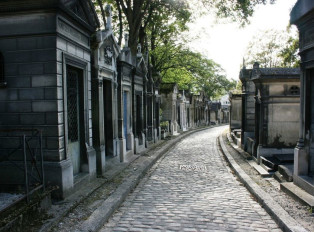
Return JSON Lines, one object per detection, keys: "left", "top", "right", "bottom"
{"left": 160, "top": 83, "right": 179, "bottom": 135}
{"left": 251, "top": 63, "right": 300, "bottom": 164}
{"left": 229, "top": 92, "right": 242, "bottom": 131}
{"left": 0, "top": 0, "right": 99, "bottom": 199}
{"left": 92, "top": 6, "right": 120, "bottom": 175}
{"left": 291, "top": 0, "right": 314, "bottom": 195}
{"left": 239, "top": 67, "right": 255, "bottom": 151}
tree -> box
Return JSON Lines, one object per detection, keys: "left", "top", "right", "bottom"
{"left": 93, "top": 0, "right": 191, "bottom": 55}
{"left": 244, "top": 29, "right": 300, "bottom": 68}
{"left": 200, "top": 0, "right": 276, "bottom": 26}
{"left": 157, "top": 46, "right": 236, "bottom": 99}
{"left": 93, "top": 0, "right": 277, "bottom": 56}
{"left": 279, "top": 36, "right": 299, "bottom": 68}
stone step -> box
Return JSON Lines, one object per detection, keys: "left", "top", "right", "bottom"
{"left": 248, "top": 160, "right": 273, "bottom": 178}
{"left": 260, "top": 156, "right": 279, "bottom": 171}
{"left": 274, "top": 171, "right": 286, "bottom": 183}
{"left": 227, "top": 133, "right": 252, "bottom": 160}
{"left": 294, "top": 175, "right": 314, "bottom": 196}
{"left": 278, "top": 164, "right": 293, "bottom": 182}
{"left": 260, "top": 161, "right": 275, "bottom": 173}
{"left": 281, "top": 182, "right": 314, "bottom": 210}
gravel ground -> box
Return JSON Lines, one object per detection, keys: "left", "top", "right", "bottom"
{"left": 221, "top": 131, "right": 314, "bottom": 232}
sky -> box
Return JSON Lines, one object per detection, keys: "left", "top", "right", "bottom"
{"left": 187, "top": 0, "right": 298, "bottom": 80}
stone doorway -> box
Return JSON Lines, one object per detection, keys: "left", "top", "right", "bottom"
{"left": 254, "top": 100, "right": 261, "bottom": 159}
{"left": 66, "top": 65, "right": 85, "bottom": 175}
{"left": 306, "top": 68, "right": 314, "bottom": 175}
{"left": 123, "top": 91, "right": 131, "bottom": 150}
{"left": 103, "top": 80, "right": 114, "bottom": 156}
{"left": 136, "top": 94, "right": 143, "bottom": 145}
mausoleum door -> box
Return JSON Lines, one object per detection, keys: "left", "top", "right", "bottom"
{"left": 306, "top": 69, "right": 314, "bottom": 174}
{"left": 123, "top": 91, "right": 128, "bottom": 140}
{"left": 136, "top": 94, "right": 143, "bottom": 144}
{"left": 254, "top": 101, "right": 260, "bottom": 158}
{"left": 66, "top": 66, "right": 83, "bottom": 175}
{"left": 103, "top": 80, "right": 114, "bottom": 156}
{"left": 177, "top": 105, "right": 180, "bottom": 126}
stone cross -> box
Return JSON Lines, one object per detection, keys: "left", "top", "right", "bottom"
{"left": 105, "top": 5, "right": 112, "bottom": 30}
{"left": 124, "top": 33, "right": 129, "bottom": 48}
{"left": 137, "top": 43, "right": 142, "bottom": 54}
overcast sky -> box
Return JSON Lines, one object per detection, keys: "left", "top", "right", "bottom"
{"left": 187, "top": 0, "right": 298, "bottom": 80}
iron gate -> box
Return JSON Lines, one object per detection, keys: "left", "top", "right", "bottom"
{"left": 66, "top": 67, "right": 81, "bottom": 174}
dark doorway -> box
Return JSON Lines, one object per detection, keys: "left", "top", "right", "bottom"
{"left": 103, "top": 80, "right": 113, "bottom": 156}
{"left": 177, "top": 105, "right": 181, "bottom": 126}
{"left": 66, "top": 65, "right": 85, "bottom": 175}
{"left": 306, "top": 69, "right": 314, "bottom": 174}
{"left": 136, "top": 94, "right": 143, "bottom": 145}
{"left": 254, "top": 100, "right": 260, "bottom": 159}
{"left": 123, "top": 91, "right": 130, "bottom": 150}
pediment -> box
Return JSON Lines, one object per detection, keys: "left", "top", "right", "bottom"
{"left": 61, "top": 0, "right": 99, "bottom": 30}
{"left": 98, "top": 31, "right": 120, "bottom": 58}
{"left": 136, "top": 56, "right": 148, "bottom": 75}
{"left": 95, "top": 29, "right": 120, "bottom": 69}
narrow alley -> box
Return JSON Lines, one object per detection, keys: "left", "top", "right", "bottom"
{"left": 100, "top": 126, "right": 280, "bottom": 232}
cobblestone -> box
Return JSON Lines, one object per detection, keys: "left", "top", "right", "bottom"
{"left": 101, "top": 126, "right": 281, "bottom": 231}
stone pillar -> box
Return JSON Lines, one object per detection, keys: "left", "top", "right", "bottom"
{"left": 294, "top": 71, "right": 308, "bottom": 175}
{"left": 92, "top": 78, "right": 106, "bottom": 176}
{"left": 117, "top": 62, "right": 125, "bottom": 161}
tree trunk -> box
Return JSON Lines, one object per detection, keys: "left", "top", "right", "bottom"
{"left": 116, "top": 0, "right": 123, "bottom": 46}
{"left": 97, "top": 0, "right": 106, "bottom": 27}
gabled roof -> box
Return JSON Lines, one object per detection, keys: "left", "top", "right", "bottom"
{"left": 0, "top": 0, "right": 100, "bottom": 31}
{"left": 61, "top": 0, "right": 100, "bottom": 30}
{"left": 135, "top": 55, "right": 148, "bottom": 75}
{"left": 251, "top": 67, "right": 300, "bottom": 81}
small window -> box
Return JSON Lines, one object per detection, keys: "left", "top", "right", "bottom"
{"left": 0, "top": 52, "right": 6, "bottom": 88}
{"left": 289, "top": 86, "right": 300, "bottom": 95}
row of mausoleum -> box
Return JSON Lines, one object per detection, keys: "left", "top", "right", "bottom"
{"left": 159, "top": 83, "right": 227, "bottom": 137}
{"left": 229, "top": 0, "right": 314, "bottom": 198}
{"left": 0, "top": 0, "right": 228, "bottom": 201}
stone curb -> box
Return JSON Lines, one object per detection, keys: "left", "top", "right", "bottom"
{"left": 218, "top": 134, "right": 308, "bottom": 232}
{"left": 74, "top": 126, "right": 217, "bottom": 232}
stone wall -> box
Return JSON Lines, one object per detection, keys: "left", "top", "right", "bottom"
{"left": 0, "top": 2, "right": 98, "bottom": 199}
{"left": 229, "top": 93, "right": 242, "bottom": 130}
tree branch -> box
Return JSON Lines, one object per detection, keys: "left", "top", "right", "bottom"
{"left": 97, "top": 0, "right": 106, "bottom": 27}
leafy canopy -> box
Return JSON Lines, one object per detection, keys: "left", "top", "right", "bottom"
{"left": 92, "top": 0, "right": 275, "bottom": 98}
{"left": 244, "top": 28, "right": 300, "bottom": 68}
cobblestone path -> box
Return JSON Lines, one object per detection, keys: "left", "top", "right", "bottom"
{"left": 101, "top": 126, "right": 281, "bottom": 232}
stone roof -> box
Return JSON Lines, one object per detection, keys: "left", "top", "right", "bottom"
{"left": 229, "top": 92, "right": 242, "bottom": 99}
{"left": 290, "top": 0, "right": 314, "bottom": 24}
{"left": 0, "top": 0, "right": 100, "bottom": 30}
{"left": 251, "top": 67, "right": 300, "bottom": 82}
{"left": 239, "top": 68, "right": 252, "bottom": 82}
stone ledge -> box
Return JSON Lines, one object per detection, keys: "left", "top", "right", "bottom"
{"left": 281, "top": 182, "right": 314, "bottom": 210}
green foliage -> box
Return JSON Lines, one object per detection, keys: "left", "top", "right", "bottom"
{"left": 92, "top": 0, "right": 275, "bottom": 99}
{"left": 244, "top": 29, "right": 300, "bottom": 68}
{"left": 160, "top": 121, "right": 169, "bottom": 131}
{"left": 155, "top": 45, "right": 236, "bottom": 99}
{"left": 279, "top": 36, "right": 300, "bottom": 68}
{"left": 200, "top": 0, "right": 276, "bottom": 26}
